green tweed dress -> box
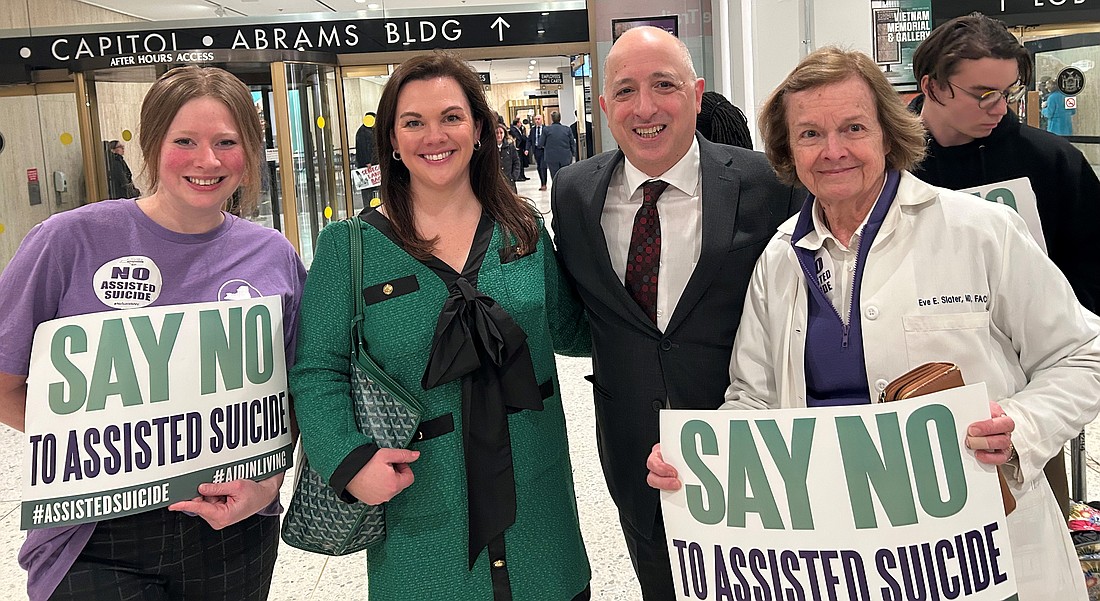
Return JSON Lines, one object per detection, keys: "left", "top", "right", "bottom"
{"left": 290, "top": 214, "right": 591, "bottom": 600}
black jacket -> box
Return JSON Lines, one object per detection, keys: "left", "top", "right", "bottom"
{"left": 498, "top": 140, "right": 520, "bottom": 183}
{"left": 107, "top": 153, "right": 139, "bottom": 199}
{"left": 909, "top": 94, "right": 1100, "bottom": 312}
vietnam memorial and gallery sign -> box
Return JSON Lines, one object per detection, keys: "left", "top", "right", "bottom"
{"left": 21, "top": 296, "right": 294, "bottom": 530}
{"left": 659, "top": 385, "right": 1018, "bottom": 600}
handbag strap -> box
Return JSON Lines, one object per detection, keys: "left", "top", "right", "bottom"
{"left": 346, "top": 217, "right": 424, "bottom": 414}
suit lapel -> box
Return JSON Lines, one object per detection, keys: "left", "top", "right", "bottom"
{"left": 582, "top": 150, "right": 660, "bottom": 330}
{"left": 666, "top": 139, "right": 740, "bottom": 334}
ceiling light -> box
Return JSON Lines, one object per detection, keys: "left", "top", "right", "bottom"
{"left": 367, "top": 2, "right": 379, "bottom": 6}
{"left": 530, "top": 60, "right": 537, "bottom": 65}
{"left": 354, "top": 0, "right": 366, "bottom": 3}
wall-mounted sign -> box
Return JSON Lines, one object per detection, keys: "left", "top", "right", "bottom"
{"left": 0, "top": 10, "right": 588, "bottom": 82}
{"left": 872, "top": 0, "right": 931, "bottom": 87}
{"left": 1057, "top": 66, "right": 1085, "bottom": 95}
{"left": 610, "top": 15, "right": 678, "bottom": 42}
{"left": 477, "top": 72, "right": 492, "bottom": 85}
{"left": 931, "top": 0, "right": 1100, "bottom": 27}
{"left": 539, "top": 72, "right": 564, "bottom": 90}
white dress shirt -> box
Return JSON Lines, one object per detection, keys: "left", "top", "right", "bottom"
{"left": 601, "top": 138, "right": 702, "bottom": 332}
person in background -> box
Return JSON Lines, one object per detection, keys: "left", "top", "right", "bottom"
{"left": 570, "top": 111, "right": 594, "bottom": 161}
{"left": 646, "top": 46, "right": 1100, "bottom": 601}
{"left": 551, "top": 26, "right": 799, "bottom": 600}
{"left": 1042, "top": 77, "right": 1076, "bottom": 136}
{"left": 530, "top": 113, "right": 547, "bottom": 190}
{"left": 106, "top": 139, "right": 140, "bottom": 199}
{"left": 510, "top": 117, "right": 529, "bottom": 180}
{"left": 0, "top": 65, "right": 305, "bottom": 601}
{"left": 541, "top": 110, "right": 575, "bottom": 187}
{"left": 497, "top": 122, "right": 521, "bottom": 192}
{"left": 909, "top": 12, "right": 1100, "bottom": 516}
{"left": 355, "top": 111, "right": 379, "bottom": 206}
{"left": 290, "top": 51, "right": 592, "bottom": 601}
{"left": 695, "top": 91, "right": 753, "bottom": 149}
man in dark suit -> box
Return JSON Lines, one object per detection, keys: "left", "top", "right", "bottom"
{"left": 551, "top": 26, "right": 799, "bottom": 601}
{"left": 509, "top": 117, "right": 529, "bottom": 180}
{"left": 530, "top": 114, "right": 547, "bottom": 190}
{"left": 542, "top": 111, "right": 575, "bottom": 186}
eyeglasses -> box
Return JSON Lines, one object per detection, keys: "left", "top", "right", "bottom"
{"left": 946, "top": 80, "right": 1026, "bottom": 109}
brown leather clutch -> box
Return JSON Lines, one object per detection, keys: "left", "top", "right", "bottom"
{"left": 881, "top": 362, "right": 1016, "bottom": 515}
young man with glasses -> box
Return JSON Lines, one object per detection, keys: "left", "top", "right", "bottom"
{"left": 909, "top": 12, "right": 1100, "bottom": 519}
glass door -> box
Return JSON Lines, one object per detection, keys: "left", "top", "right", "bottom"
{"left": 0, "top": 83, "right": 84, "bottom": 269}
{"left": 1025, "top": 30, "right": 1100, "bottom": 174}
{"left": 271, "top": 62, "right": 348, "bottom": 268}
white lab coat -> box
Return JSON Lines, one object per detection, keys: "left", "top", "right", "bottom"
{"left": 724, "top": 171, "right": 1099, "bottom": 600}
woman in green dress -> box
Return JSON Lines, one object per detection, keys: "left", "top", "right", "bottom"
{"left": 289, "top": 51, "right": 592, "bottom": 601}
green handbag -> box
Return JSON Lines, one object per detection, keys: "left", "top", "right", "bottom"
{"left": 281, "top": 216, "right": 424, "bottom": 556}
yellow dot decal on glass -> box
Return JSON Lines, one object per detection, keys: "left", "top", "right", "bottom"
{"left": 122, "top": 130, "right": 133, "bottom": 142}
{"left": 370, "top": 197, "right": 382, "bottom": 208}
{"left": 316, "top": 116, "right": 326, "bottom": 129}
{"left": 59, "top": 133, "right": 73, "bottom": 145}
{"left": 323, "top": 206, "right": 333, "bottom": 219}
{"left": 0, "top": 223, "right": 5, "bottom": 235}
{"left": 363, "top": 114, "right": 376, "bottom": 127}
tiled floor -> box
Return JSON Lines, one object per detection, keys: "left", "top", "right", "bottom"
{"left": 4, "top": 171, "right": 1100, "bottom": 600}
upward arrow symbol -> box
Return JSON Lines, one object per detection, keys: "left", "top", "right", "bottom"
{"left": 491, "top": 17, "right": 511, "bottom": 42}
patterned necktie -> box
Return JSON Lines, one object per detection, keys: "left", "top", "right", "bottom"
{"left": 625, "top": 179, "right": 670, "bottom": 323}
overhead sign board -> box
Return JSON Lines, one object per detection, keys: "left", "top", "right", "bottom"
{"left": 0, "top": 10, "right": 588, "bottom": 78}
{"left": 931, "top": 0, "right": 1100, "bottom": 27}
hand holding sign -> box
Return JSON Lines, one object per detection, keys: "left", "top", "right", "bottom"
{"left": 647, "top": 443, "right": 681, "bottom": 491}
{"left": 168, "top": 471, "right": 283, "bottom": 530}
{"left": 965, "top": 400, "right": 1015, "bottom": 465}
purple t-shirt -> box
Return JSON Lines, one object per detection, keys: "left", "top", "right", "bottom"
{"left": 0, "top": 199, "right": 306, "bottom": 601}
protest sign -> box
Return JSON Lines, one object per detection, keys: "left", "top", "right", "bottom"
{"left": 352, "top": 164, "right": 382, "bottom": 190}
{"left": 958, "top": 177, "right": 1046, "bottom": 254}
{"left": 21, "top": 296, "right": 294, "bottom": 529}
{"left": 660, "top": 384, "right": 1017, "bottom": 600}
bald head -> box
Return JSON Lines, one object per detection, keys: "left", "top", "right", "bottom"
{"left": 599, "top": 25, "right": 705, "bottom": 177}
{"left": 604, "top": 26, "right": 696, "bottom": 90}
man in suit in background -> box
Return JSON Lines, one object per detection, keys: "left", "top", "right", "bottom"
{"left": 570, "top": 111, "right": 595, "bottom": 160}
{"left": 551, "top": 26, "right": 799, "bottom": 601}
{"left": 509, "top": 117, "right": 529, "bottom": 180}
{"left": 530, "top": 113, "right": 547, "bottom": 190}
{"left": 542, "top": 111, "right": 575, "bottom": 186}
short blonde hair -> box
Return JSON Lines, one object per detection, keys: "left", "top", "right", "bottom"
{"left": 139, "top": 66, "right": 263, "bottom": 215}
{"left": 759, "top": 47, "right": 926, "bottom": 185}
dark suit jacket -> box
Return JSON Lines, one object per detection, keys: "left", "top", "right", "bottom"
{"left": 542, "top": 122, "right": 575, "bottom": 166}
{"left": 551, "top": 135, "right": 800, "bottom": 537}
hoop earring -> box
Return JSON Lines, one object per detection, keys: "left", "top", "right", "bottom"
{"left": 392, "top": 150, "right": 401, "bottom": 161}
{"left": 473, "top": 141, "right": 481, "bottom": 151}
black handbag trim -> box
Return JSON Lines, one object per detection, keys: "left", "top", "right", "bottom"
{"left": 411, "top": 413, "right": 455, "bottom": 443}
{"left": 363, "top": 274, "right": 419, "bottom": 306}
{"left": 328, "top": 442, "right": 379, "bottom": 504}
{"left": 539, "top": 379, "right": 553, "bottom": 400}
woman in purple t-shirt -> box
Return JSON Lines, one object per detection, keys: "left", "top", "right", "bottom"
{"left": 0, "top": 66, "right": 305, "bottom": 601}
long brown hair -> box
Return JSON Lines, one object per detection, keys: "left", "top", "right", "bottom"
{"left": 138, "top": 66, "right": 263, "bottom": 215}
{"left": 375, "top": 51, "right": 537, "bottom": 259}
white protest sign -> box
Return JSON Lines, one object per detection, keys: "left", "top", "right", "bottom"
{"left": 659, "top": 384, "right": 1017, "bottom": 600}
{"left": 21, "top": 296, "right": 294, "bottom": 529}
{"left": 352, "top": 164, "right": 382, "bottom": 190}
{"left": 958, "top": 177, "right": 1047, "bottom": 254}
